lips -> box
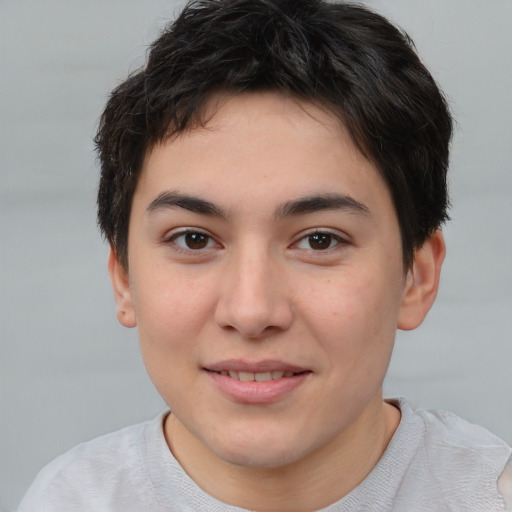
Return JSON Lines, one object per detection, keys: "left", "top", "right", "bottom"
{"left": 205, "top": 361, "right": 308, "bottom": 380}
{"left": 204, "top": 360, "right": 311, "bottom": 403}
{"left": 205, "top": 359, "right": 308, "bottom": 374}
{"left": 214, "top": 370, "right": 297, "bottom": 381}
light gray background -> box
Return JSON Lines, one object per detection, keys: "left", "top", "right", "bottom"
{"left": 1, "top": 1, "right": 511, "bottom": 510}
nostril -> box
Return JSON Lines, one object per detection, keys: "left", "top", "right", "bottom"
{"left": 213, "top": 269, "right": 294, "bottom": 337}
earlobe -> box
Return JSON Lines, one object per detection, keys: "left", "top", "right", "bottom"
{"left": 397, "top": 230, "right": 446, "bottom": 331}
{"left": 108, "top": 248, "right": 137, "bottom": 328}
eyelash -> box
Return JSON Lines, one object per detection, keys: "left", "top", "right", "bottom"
{"left": 163, "top": 228, "right": 349, "bottom": 255}
{"left": 292, "top": 229, "right": 348, "bottom": 252}
{"left": 164, "top": 229, "right": 222, "bottom": 254}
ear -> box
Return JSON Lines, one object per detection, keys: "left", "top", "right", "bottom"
{"left": 108, "top": 247, "right": 137, "bottom": 328}
{"left": 398, "top": 229, "right": 446, "bottom": 331}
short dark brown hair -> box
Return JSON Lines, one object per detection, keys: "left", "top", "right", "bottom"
{"left": 96, "top": 0, "right": 452, "bottom": 268}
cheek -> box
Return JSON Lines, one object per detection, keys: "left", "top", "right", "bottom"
{"left": 131, "top": 273, "right": 218, "bottom": 412}
{"left": 131, "top": 269, "right": 216, "bottom": 366}
{"left": 298, "top": 267, "right": 402, "bottom": 362}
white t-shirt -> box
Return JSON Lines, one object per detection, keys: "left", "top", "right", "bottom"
{"left": 18, "top": 398, "right": 512, "bottom": 511}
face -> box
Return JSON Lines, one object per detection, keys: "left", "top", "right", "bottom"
{"left": 111, "top": 92, "right": 437, "bottom": 471}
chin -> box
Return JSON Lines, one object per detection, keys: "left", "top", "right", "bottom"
{"left": 221, "top": 447, "right": 301, "bottom": 470}
{"left": 208, "top": 429, "right": 312, "bottom": 470}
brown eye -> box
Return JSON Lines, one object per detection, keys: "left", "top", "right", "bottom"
{"left": 295, "top": 231, "right": 345, "bottom": 252}
{"left": 308, "top": 233, "right": 334, "bottom": 250}
{"left": 184, "top": 232, "right": 209, "bottom": 249}
{"left": 170, "top": 230, "right": 216, "bottom": 251}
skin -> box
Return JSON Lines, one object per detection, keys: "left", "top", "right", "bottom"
{"left": 109, "top": 91, "right": 445, "bottom": 511}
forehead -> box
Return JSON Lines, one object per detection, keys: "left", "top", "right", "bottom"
{"left": 138, "top": 91, "right": 388, "bottom": 202}
{"left": 126, "top": 94, "right": 404, "bottom": 251}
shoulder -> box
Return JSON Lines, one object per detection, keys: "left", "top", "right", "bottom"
{"left": 18, "top": 413, "right": 168, "bottom": 512}
{"left": 393, "top": 398, "right": 512, "bottom": 511}
{"left": 415, "top": 404, "right": 508, "bottom": 442}
{"left": 412, "top": 404, "right": 511, "bottom": 467}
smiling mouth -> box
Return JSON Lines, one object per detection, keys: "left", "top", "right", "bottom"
{"left": 205, "top": 365, "right": 311, "bottom": 403}
{"left": 208, "top": 370, "right": 306, "bottom": 382}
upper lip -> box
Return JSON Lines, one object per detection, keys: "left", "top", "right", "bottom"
{"left": 204, "top": 359, "right": 309, "bottom": 374}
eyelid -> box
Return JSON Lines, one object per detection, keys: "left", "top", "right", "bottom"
{"left": 293, "top": 228, "right": 349, "bottom": 245}
{"left": 291, "top": 228, "right": 351, "bottom": 254}
{"left": 163, "top": 227, "right": 222, "bottom": 252}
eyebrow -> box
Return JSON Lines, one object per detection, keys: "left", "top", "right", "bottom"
{"left": 276, "top": 193, "right": 370, "bottom": 218}
{"left": 147, "top": 191, "right": 227, "bottom": 218}
{"left": 146, "top": 191, "right": 370, "bottom": 219}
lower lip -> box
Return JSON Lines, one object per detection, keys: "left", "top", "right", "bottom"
{"left": 206, "top": 371, "right": 310, "bottom": 404}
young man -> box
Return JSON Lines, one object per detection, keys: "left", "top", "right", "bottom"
{"left": 19, "top": 0, "right": 512, "bottom": 510}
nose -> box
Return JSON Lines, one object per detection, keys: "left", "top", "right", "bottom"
{"left": 214, "top": 245, "right": 293, "bottom": 339}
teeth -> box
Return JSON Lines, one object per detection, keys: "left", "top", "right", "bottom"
{"left": 255, "top": 372, "right": 272, "bottom": 382}
{"left": 238, "top": 371, "right": 254, "bottom": 382}
{"left": 219, "top": 370, "right": 296, "bottom": 381}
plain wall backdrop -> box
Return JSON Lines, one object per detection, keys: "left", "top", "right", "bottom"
{"left": 1, "top": 0, "right": 511, "bottom": 509}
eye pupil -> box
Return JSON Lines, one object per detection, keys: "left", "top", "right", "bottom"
{"left": 185, "top": 232, "right": 209, "bottom": 249}
{"left": 309, "top": 233, "right": 332, "bottom": 250}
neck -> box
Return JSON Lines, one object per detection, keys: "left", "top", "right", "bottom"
{"left": 165, "top": 396, "right": 400, "bottom": 512}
